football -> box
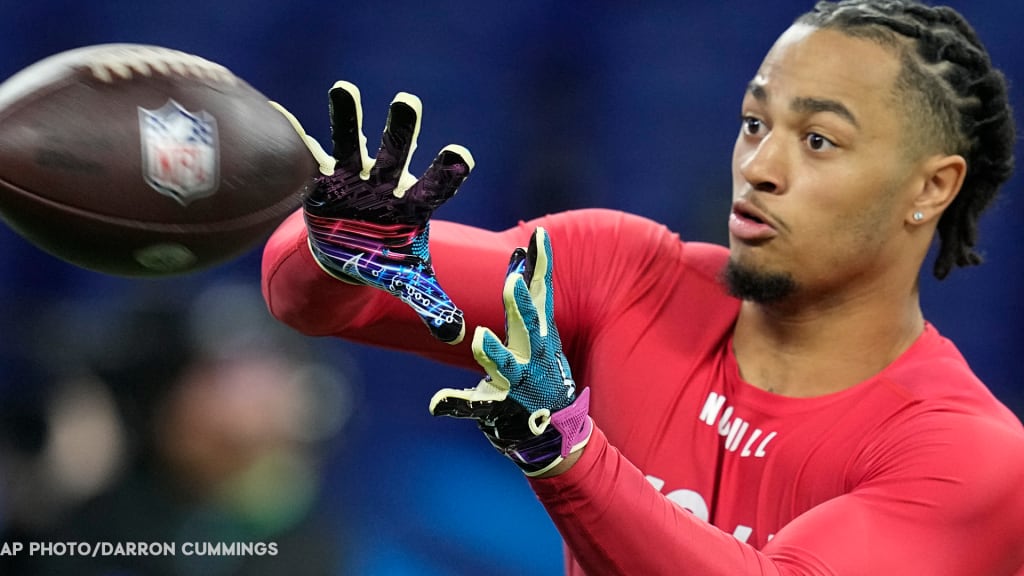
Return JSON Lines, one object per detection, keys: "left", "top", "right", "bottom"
{"left": 0, "top": 44, "right": 315, "bottom": 276}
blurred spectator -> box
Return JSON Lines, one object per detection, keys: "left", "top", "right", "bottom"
{"left": 0, "top": 282, "right": 354, "bottom": 576}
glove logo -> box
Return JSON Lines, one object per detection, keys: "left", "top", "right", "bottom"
{"left": 340, "top": 252, "right": 371, "bottom": 284}
{"left": 560, "top": 359, "right": 576, "bottom": 398}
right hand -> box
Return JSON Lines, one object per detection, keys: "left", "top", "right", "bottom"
{"left": 429, "top": 228, "right": 593, "bottom": 477}
{"left": 271, "top": 81, "right": 474, "bottom": 344}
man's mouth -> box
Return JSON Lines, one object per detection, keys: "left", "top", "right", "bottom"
{"left": 740, "top": 210, "right": 765, "bottom": 224}
{"left": 729, "top": 201, "right": 778, "bottom": 241}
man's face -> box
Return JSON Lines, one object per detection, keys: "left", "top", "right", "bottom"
{"left": 729, "top": 24, "right": 925, "bottom": 303}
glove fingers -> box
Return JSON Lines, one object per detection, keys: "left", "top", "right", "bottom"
{"left": 506, "top": 247, "right": 529, "bottom": 280}
{"left": 269, "top": 101, "right": 335, "bottom": 176}
{"left": 527, "top": 227, "right": 554, "bottom": 337}
{"left": 429, "top": 394, "right": 480, "bottom": 419}
{"left": 472, "top": 326, "right": 515, "bottom": 390}
{"left": 371, "top": 92, "right": 422, "bottom": 196}
{"left": 505, "top": 273, "right": 540, "bottom": 360}
{"left": 409, "top": 144, "right": 475, "bottom": 209}
{"left": 327, "top": 81, "right": 372, "bottom": 178}
{"left": 428, "top": 378, "right": 510, "bottom": 418}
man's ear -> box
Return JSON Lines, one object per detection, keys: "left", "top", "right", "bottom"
{"left": 907, "top": 154, "right": 967, "bottom": 225}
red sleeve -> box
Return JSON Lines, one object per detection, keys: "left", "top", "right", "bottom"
{"left": 260, "top": 207, "right": 677, "bottom": 372}
{"left": 530, "top": 415, "right": 1024, "bottom": 576}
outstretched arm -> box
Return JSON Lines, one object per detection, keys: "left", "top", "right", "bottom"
{"left": 262, "top": 209, "right": 526, "bottom": 370}
{"left": 436, "top": 231, "right": 1024, "bottom": 575}
{"left": 531, "top": 415, "right": 1024, "bottom": 575}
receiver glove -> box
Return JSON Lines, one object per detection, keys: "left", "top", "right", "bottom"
{"left": 430, "top": 228, "right": 592, "bottom": 476}
{"left": 271, "top": 81, "right": 473, "bottom": 344}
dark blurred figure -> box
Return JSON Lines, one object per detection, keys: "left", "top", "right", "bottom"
{"left": 0, "top": 282, "right": 353, "bottom": 576}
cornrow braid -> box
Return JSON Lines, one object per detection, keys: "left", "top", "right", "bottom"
{"left": 796, "top": 0, "right": 1016, "bottom": 279}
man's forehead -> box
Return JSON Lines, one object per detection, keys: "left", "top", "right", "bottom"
{"left": 747, "top": 24, "right": 902, "bottom": 111}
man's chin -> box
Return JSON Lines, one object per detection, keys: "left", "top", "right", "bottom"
{"left": 719, "top": 259, "right": 797, "bottom": 304}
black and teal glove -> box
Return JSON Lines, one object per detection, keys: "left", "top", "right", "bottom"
{"left": 272, "top": 81, "right": 473, "bottom": 344}
{"left": 430, "top": 228, "right": 592, "bottom": 476}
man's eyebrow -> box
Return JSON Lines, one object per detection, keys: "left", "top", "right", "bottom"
{"left": 745, "top": 81, "right": 860, "bottom": 129}
{"left": 746, "top": 81, "right": 767, "bottom": 102}
{"left": 792, "top": 96, "right": 860, "bottom": 128}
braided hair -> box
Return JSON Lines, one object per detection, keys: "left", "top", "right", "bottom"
{"left": 796, "top": 0, "right": 1016, "bottom": 279}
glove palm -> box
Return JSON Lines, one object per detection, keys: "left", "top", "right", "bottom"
{"left": 272, "top": 81, "right": 473, "bottom": 343}
{"left": 430, "top": 228, "right": 592, "bottom": 476}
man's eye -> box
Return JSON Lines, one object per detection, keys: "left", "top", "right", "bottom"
{"left": 741, "top": 116, "right": 764, "bottom": 136}
{"left": 805, "top": 132, "right": 837, "bottom": 151}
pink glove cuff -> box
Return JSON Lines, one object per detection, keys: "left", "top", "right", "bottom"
{"left": 550, "top": 387, "right": 593, "bottom": 458}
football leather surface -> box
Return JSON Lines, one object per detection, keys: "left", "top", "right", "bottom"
{"left": 0, "top": 43, "right": 314, "bottom": 276}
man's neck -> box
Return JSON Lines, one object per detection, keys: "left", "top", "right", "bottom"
{"left": 732, "top": 287, "right": 925, "bottom": 397}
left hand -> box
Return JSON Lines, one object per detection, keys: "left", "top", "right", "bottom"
{"left": 429, "top": 228, "right": 592, "bottom": 476}
{"left": 271, "top": 82, "right": 473, "bottom": 344}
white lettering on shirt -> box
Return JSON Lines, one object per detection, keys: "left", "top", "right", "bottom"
{"left": 698, "top": 391, "right": 777, "bottom": 458}
{"left": 646, "top": 474, "right": 777, "bottom": 544}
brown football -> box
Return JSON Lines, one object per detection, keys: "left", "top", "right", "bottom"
{"left": 0, "top": 43, "right": 314, "bottom": 276}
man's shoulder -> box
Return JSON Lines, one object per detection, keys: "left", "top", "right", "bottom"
{"left": 546, "top": 208, "right": 730, "bottom": 273}
{"left": 537, "top": 208, "right": 738, "bottom": 335}
{"left": 878, "top": 324, "right": 1023, "bottom": 430}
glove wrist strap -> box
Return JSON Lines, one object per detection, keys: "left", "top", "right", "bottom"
{"left": 487, "top": 388, "right": 593, "bottom": 477}
{"left": 549, "top": 387, "right": 592, "bottom": 458}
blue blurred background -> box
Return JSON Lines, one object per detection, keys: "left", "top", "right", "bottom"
{"left": 0, "top": 1, "right": 1020, "bottom": 574}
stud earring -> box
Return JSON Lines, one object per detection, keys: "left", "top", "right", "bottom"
{"left": 912, "top": 211, "right": 924, "bottom": 222}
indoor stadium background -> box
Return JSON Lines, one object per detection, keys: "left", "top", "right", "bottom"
{"left": 0, "top": 2, "right": 1021, "bottom": 574}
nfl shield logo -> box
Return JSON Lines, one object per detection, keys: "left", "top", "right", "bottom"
{"left": 138, "top": 99, "right": 220, "bottom": 205}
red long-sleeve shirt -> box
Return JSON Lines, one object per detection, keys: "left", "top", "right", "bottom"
{"left": 262, "top": 207, "right": 1024, "bottom": 575}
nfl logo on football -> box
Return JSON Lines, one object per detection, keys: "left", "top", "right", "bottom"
{"left": 138, "top": 99, "right": 220, "bottom": 205}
